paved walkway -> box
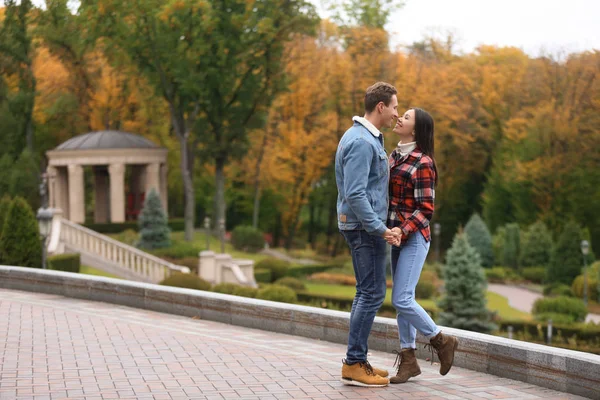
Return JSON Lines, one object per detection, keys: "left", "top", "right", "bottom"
{"left": 487, "top": 284, "right": 600, "bottom": 324}
{"left": 0, "top": 289, "right": 585, "bottom": 400}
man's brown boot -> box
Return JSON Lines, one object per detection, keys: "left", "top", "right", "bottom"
{"left": 428, "top": 331, "right": 458, "bottom": 376}
{"left": 390, "top": 348, "right": 421, "bottom": 384}
{"left": 341, "top": 360, "right": 390, "bottom": 387}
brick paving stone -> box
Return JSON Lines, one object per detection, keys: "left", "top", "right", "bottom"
{"left": 0, "top": 288, "right": 590, "bottom": 400}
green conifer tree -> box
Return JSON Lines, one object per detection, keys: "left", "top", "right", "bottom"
{"left": 137, "top": 189, "right": 171, "bottom": 250}
{"left": 438, "top": 232, "right": 497, "bottom": 333}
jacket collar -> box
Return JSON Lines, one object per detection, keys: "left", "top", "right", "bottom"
{"left": 352, "top": 116, "right": 380, "bottom": 137}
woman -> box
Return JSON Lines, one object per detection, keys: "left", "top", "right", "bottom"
{"left": 386, "top": 108, "right": 458, "bottom": 384}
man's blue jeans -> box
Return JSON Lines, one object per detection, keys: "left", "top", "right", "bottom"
{"left": 391, "top": 231, "right": 440, "bottom": 349}
{"left": 341, "top": 230, "right": 387, "bottom": 364}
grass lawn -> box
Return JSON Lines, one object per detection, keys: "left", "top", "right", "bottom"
{"left": 305, "top": 282, "right": 530, "bottom": 321}
{"left": 304, "top": 282, "right": 437, "bottom": 311}
{"left": 80, "top": 265, "right": 122, "bottom": 279}
{"left": 486, "top": 291, "right": 531, "bottom": 321}
{"left": 110, "top": 230, "right": 273, "bottom": 263}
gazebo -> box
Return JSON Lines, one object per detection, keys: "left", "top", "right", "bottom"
{"left": 46, "top": 130, "right": 168, "bottom": 224}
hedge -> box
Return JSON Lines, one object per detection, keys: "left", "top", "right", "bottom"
{"left": 84, "top": 218, "right": 185, "bottom": 234}
{"left": 296, "top": 292, "right": 438, "bottom": 319}
{"left": 285, "top": 263, "right": 338, "bottom": 278}
{"left": 498, "top": 319, "right": 600, "bottom": 343}
{"left": 47, "top": 253, "right": 81, "bottom": 273}
{"left": 254, "top": 268, "right": 272, "bottom": 283}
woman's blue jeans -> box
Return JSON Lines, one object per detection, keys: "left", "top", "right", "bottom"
{"left": 341, "top": 230, "right": 387, "bottom": 364}
{"left": 391, "top": 231, "right": 440, "bottom": 349}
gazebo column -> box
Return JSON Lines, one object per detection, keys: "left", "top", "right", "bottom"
{"left": 93, "top": 166, "right": 109, "bottom": 223}
{"left": 160, "top": 163, "right": 168, "bottom": 216}
{"left": 145, "top": 162, "right": 161, "bottom": 202}
{"left": 109, "top": 163, "right": 125, "bottom": 223}
{"left": 46, "top": 166, "right": 57, "bottom": 208}
{"left": 67, "top": 164, "right": 85, "bottom": 224}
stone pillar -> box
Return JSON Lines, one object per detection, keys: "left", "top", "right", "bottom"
{"left": 46, "top": 166, "right": 57, "bottom": 209}
{"left": 198, "top": 251, "right": 216, "bottom": 283}
{"left": 67, "top": 164, "right": 85, "bottom": 223}
{"left": 56, "top": 167, "right": 69, "bottom": 218}
{"left": 109, "top": 163, "right": 125, "bottom": 223}
{"left": 145, "top": 162, "right": 160, "bottom": 197}
{"left": 160, "top": 163, "right": 168, "bottom": 215}
{"left": 93, "top": 166, "right": 109, "bottom": 223}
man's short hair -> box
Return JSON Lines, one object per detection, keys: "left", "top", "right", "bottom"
{"left": 364, "top": 82, "right": 397, "bottom": 113}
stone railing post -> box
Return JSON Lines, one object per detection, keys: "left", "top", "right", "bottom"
{"left": 198, "top": 251, "right": 216, "bottom": 283}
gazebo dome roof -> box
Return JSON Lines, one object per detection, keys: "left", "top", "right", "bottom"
{"left": 55, "top": 131, "right": 159, "bottom": 151}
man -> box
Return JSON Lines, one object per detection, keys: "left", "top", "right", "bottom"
{"left": 335, "top": 82, "right": 400, "bottom": 387}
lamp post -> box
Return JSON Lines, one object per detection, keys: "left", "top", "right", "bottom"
{"left": 433, "top": 223, "right": 441, "bottom": 264}
{"left": 219, "top": 217, "right": 225, "bottom": 254}
{"left": 204, "top": 217, "right": 211, "bottom": 251}
{"left": 36, "top": 173, "right": 53, "bottom": 269}
{"left": 581, "top": 240, "right": 590, "bottom": 306}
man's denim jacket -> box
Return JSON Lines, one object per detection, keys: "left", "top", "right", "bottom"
{"left": 335, "top": 120, "right": 389, "bottom": 236}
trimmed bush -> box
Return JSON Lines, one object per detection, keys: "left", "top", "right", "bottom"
{"left": 274, "top": 277, "right": 306, "bottom": 291}
{"left": 532, "top": 296, "right": 587, "bottom": 323}
{"left": 254, "top": 258, "right": 290, "bottom": 282}
{"left": 534, "top": 312, "right": 575, "bottom": 325}
{"left": 257, "top": 284, "right": 297, "bottom": 303}
{"left": 114, "top": 229, "right": 138, "bottom": 246}
{"left": 521, "top": 267, "right": 546, "bottom": 284}
{"left": 159, "top": 272, "right": 211, "bottom": 291}
{"left": 543, "top": 283, "right": 573, "bottom": 297}
{"left": 309, "top": 272, "right": 356, "bottom": 286}
{"left": 0, "top": 197, "right": 42, "bottom": 268}
{"left": 485, "top": 267, "right": 507, "bottom": 283}
{"left": 520, "top": 221, "right": 553, "bottom": 267}
{"left": 232, "top": 286, "right": 258, "bottom": 298}
{"left": 151, "top": 241, "right": 200, "bottom": 259}
{"left": 465, "top": 213, "right": 494, "bottom": 268}
{"left": 47, "top": 253, "right": 81, "bottom": 273}
{"left": 438, "top": 232, "right": 497, "bottom": 333}
{"left": 0, "top": 195, "right": 11, "bottom": 235}
{"left": 492, "top": 226, "right": 506, "bottom": 266}
{"left": 548, "top": 221, "right": 586, "bottom": 285}
{"left": 502, "top": 223, "right": 520, "bottom": 269}
{"left": 571, "top": 263, "right": 599, "bottom": 301}
{"left": 286, "top": 263, "right": 339, "bottom": 278}
{"left": 416, "top": 280, "right": 435, "bottom": 299}
{"left": 231, "top": 225, "right": 264, "bottom": 253}
{"left": 212, "top": 283, "right": 238, "bottom": 295}
{"left": 138, "top": 189, "right": 171, "bottom": 250}
{"left": 254, "top": 268, "right": 272, "bottom": 283}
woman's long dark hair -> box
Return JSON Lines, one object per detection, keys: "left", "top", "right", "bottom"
{"left": 411, "top": 107, "right": 438, "bottom": 184}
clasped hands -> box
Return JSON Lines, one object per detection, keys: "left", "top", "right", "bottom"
{"left": 383, "top": 227, "right": 402, "bottom": 246}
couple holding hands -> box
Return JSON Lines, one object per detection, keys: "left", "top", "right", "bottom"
{"left": 335, "top": 82, "right": 458, "bottom": 387}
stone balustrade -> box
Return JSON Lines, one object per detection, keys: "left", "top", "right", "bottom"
{"left": 49, "top": 214, "right": 189, "bottom": 283}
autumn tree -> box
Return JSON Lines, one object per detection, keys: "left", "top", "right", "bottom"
{"left": 266, "top": 35, "right": 339, "bottom": 248}
{"left": 193, "top": 0, "right": 318, "bottom": 233}
{"left": 0, "top": 0, "right": 36, "bottom": 157}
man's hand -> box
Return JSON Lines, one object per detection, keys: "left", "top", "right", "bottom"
{"left": 383, "top": 228, "right": 402, "bottom": 246}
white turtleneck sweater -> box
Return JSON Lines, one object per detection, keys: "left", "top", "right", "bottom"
{"left": 396, "top": 141, "right": 416, "bottom": 157}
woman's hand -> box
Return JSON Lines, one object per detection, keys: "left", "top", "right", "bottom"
{"left": 383, "top": 228, "right": 403, "bottom": 246}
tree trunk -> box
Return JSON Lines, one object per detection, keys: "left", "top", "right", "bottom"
{"left": 179, "top": 137, "right": 195, "bottom": 241}
{"left": 252, "top": 130, "right": 269, "bottom": 228}
{"left": 215, "top": 156, "right": 226, "bottom": 233}
{"left": 308, "top": 199, "right": 315, "bottom": 249}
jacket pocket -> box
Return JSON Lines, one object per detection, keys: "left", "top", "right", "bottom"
{"left": 378, "top": 152, "right": 388, "bottom": 177}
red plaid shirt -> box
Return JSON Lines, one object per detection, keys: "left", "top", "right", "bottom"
{"left": 387, "top": 147, "right": 436, "bottom": 246}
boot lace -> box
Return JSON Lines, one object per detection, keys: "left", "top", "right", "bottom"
{"left": 359, "top": 360, "right": 376, "bottom": 376}
{"left": 392, "top": 349, "right": 403, "bottom": 371}
{"left": 424, "top": 342, "right": 439, "bottom": 365}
